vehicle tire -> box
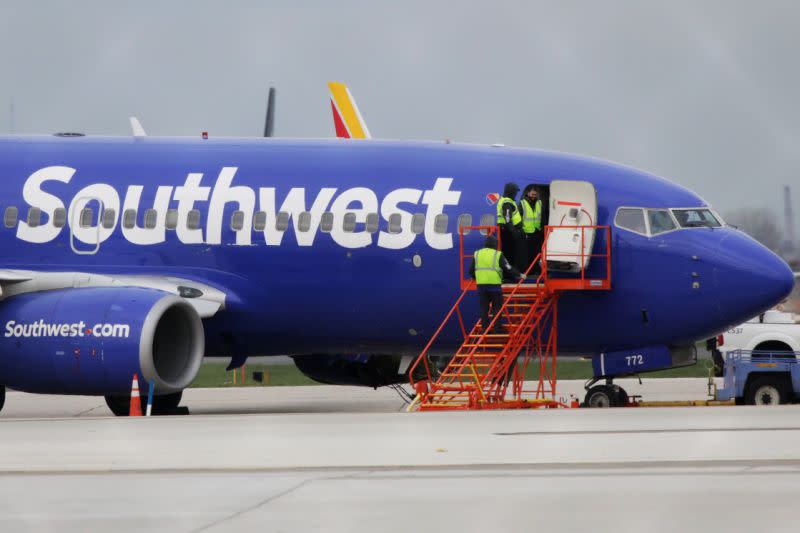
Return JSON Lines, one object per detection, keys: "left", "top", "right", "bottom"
{"left": 0, "top": 386, "right": 5, "bottom": 413}
{"left": 616, "top": 386, "right": 629, "bottom": 406}
{"left": 745, "top": 376, "right": 790, "bottom": 406}
{"left": 153, "top": 391, "right": 183, "bottom": 414}
{"left": 583, "top": 385, "right": 619, "bottom": 408}
{"left": 105, "top": 394, "right": 132, "bottom": 416}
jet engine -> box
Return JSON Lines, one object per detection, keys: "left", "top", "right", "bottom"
{"left": 0, "top": 287, "right": 204, "bottom": 395}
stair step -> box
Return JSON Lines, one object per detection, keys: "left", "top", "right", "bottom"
{"left": 461, "top": 344, "right": 507, "bottom": 349}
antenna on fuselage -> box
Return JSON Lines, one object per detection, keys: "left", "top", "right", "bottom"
{"left": 129, "top": 117, "right": 147, "bottom": 137}
{"left": 264, "top": 87, "right": 276, "bottom": 137}
{"left": 8, "top": 98, "right": 15, "bottom": 134}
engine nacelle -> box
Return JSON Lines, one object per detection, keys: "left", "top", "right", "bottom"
{"left": 0, "top": 287, "right": 204, "bottom": 395}
{"left": 292, "top": 354, "right": 407, "bottom": 388}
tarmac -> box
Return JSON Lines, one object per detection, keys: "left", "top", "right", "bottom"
{"left": 1, "top": 379, "right": 799, "bottom": 532}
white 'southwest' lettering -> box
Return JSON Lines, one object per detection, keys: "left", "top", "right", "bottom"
{"left": 16, "top": 166, "right": 75, "bottom": 243}
{"left": 15, "top": 168, "right": 463, "bottom": 250}
{"left": 206, "top": 167, "right": 254, "bottom": 245}
{"left": 4, "top": 320, "right": 130, "bottom": 338}
{"left": 259, "top": 186, "right": 337, "bottom": 246}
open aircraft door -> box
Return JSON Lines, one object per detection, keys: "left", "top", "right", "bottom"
{"left": 545, "top": 180, "right": 597, "bottom": 271}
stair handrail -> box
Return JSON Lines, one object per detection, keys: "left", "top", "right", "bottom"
{"left": 437, "top": 251, "right": 546, "bottom": 385}
{"left": 463, "top": 255, "right": 546, "bottom": 387}
{"left": 408, "top": 287, "right": 471, "bottom": 389}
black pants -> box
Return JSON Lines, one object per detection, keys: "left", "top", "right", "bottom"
{"left": 524, "top": 231, "right": 545, "bottom": 272}
{"left": 500, "top": 228, "right": 527, "bottom": 274}
{"left": 478, "top": 288, "right": 504, "bottom": 333}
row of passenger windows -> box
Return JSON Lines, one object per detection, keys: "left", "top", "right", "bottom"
{"left": 3, "top": 206, "right": 497, "bottom": 235}
{"left": 615, "top": 207, "right": 722, "bottom": 236}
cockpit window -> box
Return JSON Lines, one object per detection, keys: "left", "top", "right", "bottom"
{"left": 614, "top": 208, "right": 647, "bottom": 235}
{"left": 647, "top": 209, "right": 676, "bottom": 235}
{"left": 671, "top": 208, "right": 721, "bottom": 228}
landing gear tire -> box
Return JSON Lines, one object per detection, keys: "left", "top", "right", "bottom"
{"left": 105, "top": 394, "right": 131, "bottom": 416}
{"left": 153, "top": 391, "right": 183, "bottom": 414}
{"left": 0, "top": 386, "right": 5, "bottom": 413}
{"left": 583, "top": 385, "right": 619, "bottom": 408}
{"left": 745, "top": 376, "right": 789, "bottom": 406}
{"left": 616, "top": 386, "right": 629, "bottom": 406}
{"left": 104, "top": 390, "right": 184, "bottom": 416}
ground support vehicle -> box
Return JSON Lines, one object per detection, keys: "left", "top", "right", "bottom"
{"left": 712, "top": 310, "right": 799, "bottom": 376}
{"left": 716, "top": 350, "right": 800, "bottom": 405}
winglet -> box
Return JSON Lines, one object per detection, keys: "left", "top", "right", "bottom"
{"left": 129, "top": 117, "right": 147, "bottom": 137}
{"left": 327, "top": 82, "right": 371, "bottom": 139}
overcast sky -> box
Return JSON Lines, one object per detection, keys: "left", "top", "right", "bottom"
{"left": 1, "top": 1, "right": 798, "bottom": 221}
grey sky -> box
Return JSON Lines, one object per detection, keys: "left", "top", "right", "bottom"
{"left": 1, "top": 1, "right": 798, "bottom": 218}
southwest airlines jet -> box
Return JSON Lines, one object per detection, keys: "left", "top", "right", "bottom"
{"left": 0, "top": 122, "right": 792, "bottom": 414}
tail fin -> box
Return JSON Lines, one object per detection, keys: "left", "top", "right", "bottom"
{"left": 327, "top": 81, "right": 371, "bottom": 139}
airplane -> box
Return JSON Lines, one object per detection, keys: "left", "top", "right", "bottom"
{"left": 0, "top": 96, "right": 793, "bottom": 415}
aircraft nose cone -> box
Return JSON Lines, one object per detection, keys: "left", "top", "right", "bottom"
{"left": 714, "top": 230, "right": 794, "bottom": 323}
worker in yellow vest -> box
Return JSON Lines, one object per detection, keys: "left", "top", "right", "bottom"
{"left": 496, "top": 182, "right": 525, "bottom": 272}
{"left": 469, "top": 235, "right": 524, "bottom": 333}
{"left": 519, "top": 184, "right": 543, "bottom": 273}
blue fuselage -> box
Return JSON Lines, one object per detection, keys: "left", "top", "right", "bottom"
{"left": 0, "top": 136, "right": 792, "bottom": 358}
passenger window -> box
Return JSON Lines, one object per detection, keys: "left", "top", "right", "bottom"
{"left": 434, "top": 214, "right": 448, "bottom": 234}
{"left": 320, "top": 212, "right": 334, "bottom": 233}
{"left": 411, "top": 213, "right": 425, "bottom": 235}
{"left": 231, "top": 210, "right": 244, "bottom": 231}
{"left": 144, "top": 209, "right": 157, "bottom": 229}
{"left": 298, "top": 212, "right": 311, "bottom": 232}
{"left": 53, "top": 207, "right": 66, "bottom": 228}
{"left": 275, "top": 211, "right": 289, "bottom": 232}
{"left": 647, "top": 209, "right": 676, "bottom": 235}
{"left": 253, "top": 211, "right": 267, "bottom": 231}
{"left": 388, "top": 213, "right": 402, "bottom": 234}
{"left": 165, "top": 209, "right": 178, "bottom": 230}
{"left": 123, "top": 209, "right": 137, "bottom": 229}
{"left": 102, "top": 209, "right": 116, "bottom": 229}
{"left": 615, "top": 208, "right": 647, "bottom": 235}
{"left": 187, "top": 209, "right": 201, "bottom": 230}
{"left": 343, "top": 212, "right": 356, "bottom": 233}
{"left": 80, "top": 208, "right": 94, "bottom": 228}
{"left": 4, "top": 206, "right": 18, "bottom": 228}
{"left": 365, "top": 213, "right": 379, "bottom": 233}
{"left": 458, "top": 213, "right": 472, "bottom": 235}
{"left": 27, "top": 207, "right": 41, "bottom": 228}
{"left": 479, "top": 213, "right": 494, "bottom": 235}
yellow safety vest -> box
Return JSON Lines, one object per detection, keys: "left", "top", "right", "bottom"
{"left": 496, "top": 197, "right": 522, "bottom": 226}
{"left": 474, "top": 247, "right": 502, "bottom": 285}
{"left": 520, "top": 198, "right": 542, "bottom": 234}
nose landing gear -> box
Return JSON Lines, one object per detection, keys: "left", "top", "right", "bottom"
{"left": 582, "top": 380, "right": 629, "bottom": 407}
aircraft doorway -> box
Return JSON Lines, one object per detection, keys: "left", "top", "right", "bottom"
{"left": 69, "top": 197, "right": 105, "bottom": 255}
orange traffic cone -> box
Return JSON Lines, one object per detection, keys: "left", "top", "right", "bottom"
{"left": 129, "top": 373, "right": 143, "bottom": 417}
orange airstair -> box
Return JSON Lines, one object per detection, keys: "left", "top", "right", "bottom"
{"left": 408, "top": 225, "right": 611, "bottom": 411}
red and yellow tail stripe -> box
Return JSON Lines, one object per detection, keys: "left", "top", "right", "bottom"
{"left": 328, "top": 81, "right": 372, "bottom": 139}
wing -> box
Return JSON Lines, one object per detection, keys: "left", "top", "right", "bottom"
{"left": 0, "top": 269, "right": 225, "bottom": 318}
